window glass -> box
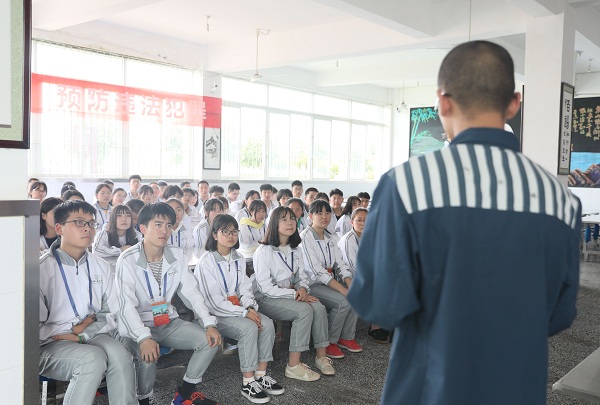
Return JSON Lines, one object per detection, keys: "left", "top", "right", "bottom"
{"left": 314, "top": 95, "right": 349, "bottom": 119}
{"left": 351, "top": 101, "right": 382, "bottom": 123}
{"left": 222, "top": 77, "right": 267, "bottom": 106}
{"left": 289, "top": 114, "right": 312, "bottom": 180}
{"left": 268, "top": 113, "right": 291, "bottom": 178}
{"left": 239, "top": 107, "right": 266, "bottom": 179}
{"left": 221, "top": 106, "right": 241, "bottom": 179}
{"left": 312, "top": 119, "right": 331, "bottom": 179}
{"left": 350, "top": 124, "right": 367, "bottom": 180}
{"left": 269, "top": 86, "right": 311, "bottom": 113}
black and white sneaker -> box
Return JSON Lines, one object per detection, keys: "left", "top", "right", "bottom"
{"left": 241, "top": 380, "right": 270, "bottom": 403}
{"left": 256, "top": 375, "right": 285, "bottom": 396}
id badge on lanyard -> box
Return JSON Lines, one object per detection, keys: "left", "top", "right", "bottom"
{"left": 145, "top": 271, "right": 170, "bottom": 327}
{"left": 217, "top": 259, "right": 240, "bottom": 307}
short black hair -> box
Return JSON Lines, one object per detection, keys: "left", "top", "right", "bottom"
{"left": 242, "top": 190, "right": 260, "bottom": 209}
{"left": 260, "top": 183, "right": 273, "bottom": 192}
{"left": 157, "top": 180, "right": 168, "bottom": 187}
{"left": 62, "top": 181, "right": 76, "bottom": 188}
{"left": 248, "top": 199, "right": 267, "bottom": 217}
{"left": 198, "top": 180, "right": 209, "bottom": 187}
{"left": 163, "top": 185, "right": 183, "bottom": 200}
{"left": 205, "top": 214, "right": 240, "bottom": 251}
{"left": 54, "top": 200, "right": 96, "bottom": 225}
{"left": 40, "top": 197, "right": 63, "bottom": 236}
{"left": 329, "top": 188, "right": 343, "bottom": 198}
{"left": 95, "top": 183, "right": 112, "bottom": 195}
{"left": 210, "top": 185, "right": 225, "bottom": 195}
{"left": 357, "top": 191, "right": 371, "bottom": 200}
{"left": 286, "top": 198, "right": 305, "bottom": 211}
{"left": 60, "top": 184, "right": 75, "bottom": 196}
{"left": 351, "top": 207, "right": 368, "bottom": 220}
{"left": 342, "top": 196, "right": 361, "bottom": 216}
{"left": 309, "top": 199, "right": 332, "bottom": 214}
{"left": 261, "top": 206, "right": 302, "bottom": 248}
{"left": 126, "top": 199, "right": 145, "bottom": 214}
{"left": 277, "top": 188, "right": 292, "bottom": 202}
{"left": 128, "top": 174, "right": 142, "bottom": 182}
{"left": 182, "top": 187, "right": 195, "bottom": 195}
{"left": 291, "top": 180, "right": 303, "bottom": 188}
{"left": 228, "top": 182, "right": 240, "bottom": 191}
{"left": 101, "top": 179, "right": 114, "bottom": 187}
{"left": 315, "top": 192, "right": 329, "bottom": 201}
{"left": 61, "top": 189, "right": 85, "bottom": 201}
{"left": 180, "top": 181, "right": 191, "bottom": 188}
{"left": 204, "top": 198, "right": 225, "bottom": 218}
{"left": 305, "top": 187, "right": 318, "bottom": 196}
{"left": 438, "top": 40, "right": 515, "bottom": 116}
{"left": 138, "top": 202, "right": 176, "bottom": 227}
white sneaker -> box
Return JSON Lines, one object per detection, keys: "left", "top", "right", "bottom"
{"left": 285, "top": 363, "right": 321, "bottom": 382}
{"left": 315, "top": 356, "right": 335, "bottom": 376}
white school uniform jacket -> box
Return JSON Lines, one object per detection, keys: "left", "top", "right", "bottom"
{"left": 334, "top": 214, "right": 352, "bottom": 238}
{"left": 186, "top": 206, "right": 202, "bottom": 230}
{"left": 229, "top": 200, "right": 243, "bottom": 216}
{"left": 115, "top": 242, "right": 217, "bottom": 343}
{"left": 168, "top": 222, "right": 193, "bottom": 249}
{"left": 40, "top": 235, "right": 57, "bottom": 256}
{"left": 327, "top": 213, "right": 338, "bottom": 235}
{"left": 253, "top": 244, "right": 310, "bottom": 299}
{"left": 300, "top": 227, "right": 353, "bottom": 286}
{"left": 193, "top": 218, "right": 210, "bottom": 250}
{"left": 338, "top": 229, "right": 360, "bottom": 276}
{"left": 297, "top": 216, "right": 309, "bottom": 233}
{"left": 195, "top": 250, "right": 258, "bottom": 318}
{"left": 39, "top": 244, "right": 118, "bottom": 346}
{"left": 92, "top": 229, "right": 143, "bottom": 261}
{"left": 265, "top": 200, "right": 279, "bottom": 216}
{"left": 234, "top": 207, "right": 251, "bottom": 222}
{"left": 94, "top": 202, "right": 112, "bottom": 229}
{"left": 238, "top": 218, "right": 265, "bottom": 259}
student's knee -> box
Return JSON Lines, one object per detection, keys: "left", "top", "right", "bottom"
{"left": 298, "top": 303, "right": 314, "bottom": 322}
{"left": 311, "top": 301, "right": 327, "bottom": 318}
{"left": 261, "top": 316, "right": 275, "bottom": 335}
{"left": 79, "top": 345, "right": 108, "bottom": 377}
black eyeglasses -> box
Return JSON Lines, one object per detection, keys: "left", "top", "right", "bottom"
{"left": 62, "top": 220, "right": 100, "bottom": 229}
{"left": 219, "top": 229, "right": 239, "bottom": 237}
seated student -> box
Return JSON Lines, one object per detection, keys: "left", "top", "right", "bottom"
{"left": 112, "top": 187, "right": 127, "bottom": 207}
{"left": 193, "top": 198, "right": 225, "bottom": 256}
{"left": 92, "top": 204, "right": 142, "bottom": 263}
{"left": 260, "top": 184, "right": 278, "bottom": 215}
{"left": 314, "top": 192, "right": 337, "bottom": 235}
{"left": 182, "top": 187, "right": 202, "bottom": 229}
{"left": 125, "top": 199, "right": 145, "bottom": 232}
{"left": 126, "top": 174, "right": 142, "bottom": 201}
{"left": 115, "top": 203, "right": 222, "bottom": 405}
{"left": 149, "top": 182, "right": 160, "bottom": 203}
{"left": 209, "top": 185, "right": 224, "bottom": 198}
{"left": 40, "top": 197, "right": 63, "bottom": 254}
{"left": 218, "top": 196, "right": 230, "bottom": 214}
{"left": 300, "top": 199, "right": 362, "bottom": 359}
{"left": 286, "top": 198, "right": 308, "bottom": 233}
{"left": 29, "top": 180, "right": 48, "bottom": 202}
{"left": 40, "top": 200, "right": 137, "bottom": 405}
{"left": 238, "top": 200, "right": 267, "bottom": 276}
{"left": 27, "top": 177, "right": 39, "bottom": 194}
{"left": 334, "top": 196, "right": 361, "bottom": 238}
{"left": 291, "top": 180, "right": 303, "bottom": 199}
{"left": 276, "top": 189, "right": 292, "bottom": 207}
{"left": 235, "top": 190, "right": 260, "bottom": 222}
{"left": 304, "top": 187, "right": 318, "bottom": 218}
{"left": 227, "top": 182, "right": 242, "bottom": 211}
{"left": 357, "top": 191, "right": 370, "bottom": 209}
{"left": 163, "top": 185, "right": 184, "bottom": 201}
{"left": 254, "top": 206, "right": 334, "bottom": 381}
{"left": 337, "top": 207, "right": 390, "bottom": 344}
{"left": 180, "top": 181, "right": 192, "bottom": 189}
{"left": 157, "top": 180, "right": 168, "bottom": 202}
{"left": 194, "top": 214, "right": 281, "bottom": 404}
{"left": 94, "top": 183, "right": 113, "bottom": 228}
{"left": 197, "top": 180, "right": 211, "bottom": 208}
{"left": 166, "top": 198, "right": 194, "bottom": 249}
{"left": 138, "top": 185, "right": 154, "bottom": 205}
{"left": 62, "top": 189, "right": 85, "bottom": 201}
{"left": 329, "top": 189, "right": 344, "bottom": 221}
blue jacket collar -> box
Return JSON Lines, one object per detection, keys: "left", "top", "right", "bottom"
{"left": 450, "top": 127, "right": 520, "bottom": 152}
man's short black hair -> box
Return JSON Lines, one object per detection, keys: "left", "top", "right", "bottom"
{"left": 357, "top": 191, "right": 371, "bottom": 200}
{"left": 180, "top": 181, "right": 191, "bottom": 188}
{"left": 438, "top": 40, "right": 515, "bottom": 116}
{"left": 163, "top": 185, "right": 183, "bottom": 200}
{"left": 329, "top": 188, "right": 343, "bottom": 198}
{"left": 315, "top": 192, "right": 329, "bottom": 201}
{"left": 305, "top": 187, "right": 318, "bottom": 196}
{"left": 228, "top": 182, "right": 241, "bottom": 191}
{"left": 198, "top": 180, "right": 209, "bottom": 187}
{"left": 157, "top": 180, "right": 168, "bottom": 187}
{"left": 138, "top": 202, "right": 176, "bottom": 227}
{"left": 61, "top": 189, "right": 85, "bottom": 201}
{"left": 54, "top": 200, "right": 96, "bottom": 225}
{"left": 260, "top": 183, "right": 273, "bottom": 192}
{"left": 291, "top": 180, "right": 303, "bottom": 188}
{"left": 210, "top": 185, "right": 225, "bottom": 194}
{"left": 126, "top": 199, "right": 145, "bottom": 214}
{"left": 205, "top": 214, "right": 240, "bottom": 251}
{"left": 128, "top": 174, "right": 142, "bottom": 182}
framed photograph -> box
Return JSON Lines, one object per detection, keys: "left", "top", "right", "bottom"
{"left": 0, "top": 0, "right": 31, "bottom": 149}
{"left": 558, "top": 82, "right": 575, "bottom": 175}
{"left": 203, "top": 127, "right": 221, "bottom": 170}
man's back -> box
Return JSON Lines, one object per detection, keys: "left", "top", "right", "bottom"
{"left": 348, "top": 128, "right": 581, "bottom": 404}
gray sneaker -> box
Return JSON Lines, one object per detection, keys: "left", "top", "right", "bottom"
{"left": 315, "top": 356, "right": 335, "bottom": 376}
{"left": 285, "top": 363, "right": 321, "bottom": 382}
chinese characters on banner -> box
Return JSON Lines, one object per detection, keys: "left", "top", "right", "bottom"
{"left": 30, "top": 73, "right": 221, "bottom": 128}
{"left": 558, "top": 83, "right": 574, "bottom": 175}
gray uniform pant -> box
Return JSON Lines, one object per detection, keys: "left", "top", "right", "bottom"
{"left": 310, "top": 284, "right": 358, "bottom": 343}
{"left": 255, "top": 294, "right": 329, "bottom": 352}
{"left": 216, "top": 313, "right": 275, "bottom": 372}
{"left": 39, "top": 332, "right": 137, "bottom": 405}
{"left": 124, "top": 318, "right": 218, "bottom": 400}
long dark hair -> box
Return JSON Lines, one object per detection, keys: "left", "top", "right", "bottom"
{"left": 248, "top": 199, "right": 267, "bottom": 219}
{"left": 261, "top": 206, "right": 302, "bottom": 248}
{"left": 107, "top": 204, "right": 138, "bottom": 247}
{"left": 241, "top": 190, "right": 259, "bottom": 210}
{"left": 40, "top": 197, "right": 63, "bottom": 236}
{"left": 341, "top": 196, "right": 361, "bottom": 216}
{"left": 205, "top": 214, "right": 240, "bottom": 251}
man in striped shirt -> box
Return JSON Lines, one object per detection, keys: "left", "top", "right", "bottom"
{"left": 348, "top": 41, "right": 581, "bottom": 405}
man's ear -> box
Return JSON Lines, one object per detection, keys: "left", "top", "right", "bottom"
{"left": 139, "top": 224, "right": 147, "bottom": 235}
{"left": 437, "top": 91, "right": 453, "bottom": 118}
{"left": 505, "top": 92, "right": 522, "bottom": 120}
{"left": 55, "top": 223, "right": 63, "bottom": 237}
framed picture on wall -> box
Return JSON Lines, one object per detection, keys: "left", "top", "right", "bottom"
{"left": 0, "top": 0, "right": 31, "bottom": 149}
{"left": 203, "top": 127, "right": 221, "bottom": 170}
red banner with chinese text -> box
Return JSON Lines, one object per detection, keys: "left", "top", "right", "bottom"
{"left": 31, "top": 73, "right": 221, "bottom": 128}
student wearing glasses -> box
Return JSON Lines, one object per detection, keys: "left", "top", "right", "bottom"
{"left": 125, "top": 174, "right": 142, "bottom": 201}
{"left": 39, "top": 200, "right": 137, "bottom": 405}
{"left": 29, "top": 180, "right": 48, "bottom": 202}
{"left": 193, "top": 198, "right": 225, "bottom": 257}
{"left": 194, "top": 214, "right": 282, "bottom": 404}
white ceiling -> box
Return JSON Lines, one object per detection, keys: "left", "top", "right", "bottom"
{"left": 31, "top": 0, "right": 600, "bottom": 92}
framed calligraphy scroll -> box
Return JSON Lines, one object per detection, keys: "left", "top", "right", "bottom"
{"left": 558, "top": 82, "right": 574, "bottom": 175}
{"left": 0, "top": 0, "right": 31, "bottom": 149}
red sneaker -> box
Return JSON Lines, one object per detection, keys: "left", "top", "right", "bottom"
{"left": 337, "top": 339, "right": 363, "bottom": 353}
{"left": 325, "top": 343, "right": 345, "bottom": 359}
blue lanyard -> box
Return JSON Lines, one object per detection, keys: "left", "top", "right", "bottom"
{"left": 54, "top": 251, "right": 92, "bottom": 319}
{"left": 170, "top": 230, "right": 181, "bottom": 247}
{"left": 144, "top": 270, "right": 168, "bottom": 300}
{"left": 216, "top": 258, "right": 239, "bottom": 295}
{"left": 317, "top": 240, "right": 332, "bottom": 267}
{"left": 95, "top": 203, "right": 109, "bottom": 225}
{"left": 354, "top": 233, "right": 360, "bottom": 246}
{"left": 248, "top": 225, "right": 263, "bottom": 241}
{"left": 277, "top": 251, "right": 295, "bottom": 273}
